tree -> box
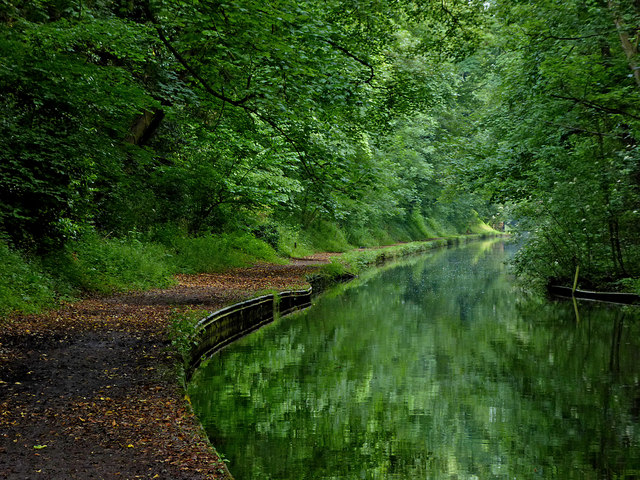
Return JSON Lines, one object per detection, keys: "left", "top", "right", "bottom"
{"left": 0, "top": 3, "right": 161, "bottom": 249}
{"left": 0, "top": 0, "right": 494, "bottom": 254}
{"left": 452, "top": 0, "right": 640, "bottom": 287}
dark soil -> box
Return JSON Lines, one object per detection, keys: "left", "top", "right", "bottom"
{"left": 0, "top": 256, "right": 331, "bottom": 479}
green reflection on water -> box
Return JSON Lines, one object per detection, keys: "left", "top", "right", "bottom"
{"left": 188, "top": 240, "right": 640, "bottom": 479}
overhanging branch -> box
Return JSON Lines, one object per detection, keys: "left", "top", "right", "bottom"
{"left": 325, "top": 39, "right": 375, "bottom": 84}
{"left": 143, "top": 1, "right": 360, "bottom": 194}
{"left": 550, "top": 93, "right": 640, "bottom": 121}
{"left": 143, "top": 1, "right": 254, "bottom": 107}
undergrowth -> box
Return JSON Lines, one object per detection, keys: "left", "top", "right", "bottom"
{"left": 167, "top": 308, "right": 209, "bottom": 374}
{"left": 0, "top": 231, "right": 285, "bottom": 317}
{"left": 0, "top": 214, "right": 498, "bottom": 317}
{"left": 47, "top": 233, "right": 176, "bottom": 295}
{"left": 0, "top": 243, "right": 57, "bottom": 317}
{"left": 171, "top": 233, "right": 283, "bottom": 273}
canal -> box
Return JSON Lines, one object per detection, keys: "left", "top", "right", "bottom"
{"left": 189, "top": 240, "right": 640, "bottom": 479}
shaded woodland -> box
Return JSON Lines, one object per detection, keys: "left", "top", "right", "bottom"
{"left": 1, "top": 0, "right": 639, "bottom": 314}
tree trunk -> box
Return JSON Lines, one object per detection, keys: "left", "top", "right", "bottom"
{"left": 126, "top": 109, "right": 165, "bottom": 145}
{"left": 608, "top": 1, "right": 640, "bottom": 88}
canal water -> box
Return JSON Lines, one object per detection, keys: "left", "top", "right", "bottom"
{"left": 188, "top": 240, "right": 640, "bottom": 479}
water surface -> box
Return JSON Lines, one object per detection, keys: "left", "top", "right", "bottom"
{"left": 189, "top": 240, "right": 640, "bottom": 479}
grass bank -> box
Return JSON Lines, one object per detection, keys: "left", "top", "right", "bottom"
{"left": 0, "top": 214, "right": 500, "bottom": 319}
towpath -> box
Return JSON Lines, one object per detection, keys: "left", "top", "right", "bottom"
{"left": 0, "top": 255, "right": 332, "bottom": 479}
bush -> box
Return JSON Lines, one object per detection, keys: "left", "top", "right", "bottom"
{"left": 407, "top": 210, "right": 437, "bottom": 239}
{"left": 0, "top": 242, "right": 58, "bottom": 316}
{"left": 167, "top": 308, "right": 208, "bottom": 371}
{"left": 274, "top": 224, "right": 314, "bottom": 258}
{"left": 345, "top": 227, "right": 379, "bottom": 249}
{"left": 48, "top": 233, "right": 176, "bottom": 294}
{"left": 173, "top": 232, "right": 282, "bottom": 273}
{"left": 422, "top": 217, "right": 445, "bottom": 237}
{"left": 306, "top": 221, "right": 352, "bottom": 252}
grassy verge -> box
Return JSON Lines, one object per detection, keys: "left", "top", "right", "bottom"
{"left": 0, "top": 243, "right": 58, "bottom": 317}
{"left": 0, "top": 231, "right": 284, "bottom": 318}
{"left": 0, "top": 215, "right": 502, "bottom": 318}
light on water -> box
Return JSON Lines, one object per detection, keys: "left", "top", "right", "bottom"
{"left": 189, "top": 240, "right": 640, "bottom": 479}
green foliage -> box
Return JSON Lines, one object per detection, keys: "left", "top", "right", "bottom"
{"left": 408, "top": 209, "right": 440, "bottom": 239}
{"left": 1, "top": 0, "right": 494, "bottom": 254}
{"left": 309, "top": 237, "right": 470, "bottom": 291}
{"left": 323, "top": 238, "right": 456, "bottom": 280}
{"left": 423, "top": 217, "right": 448, "bottom": 237}
{"left": 317, "top": 258, "right": 351, "bottom": 278}
{"left": 172, "top": 233, "right": 282, "bottom": 274}
{"left": 273, "top": 224, "right": 314, "bottom": 258}
{"left": 0, "top": 9, "right": 161, "bottom": 250}
{"left": 305, "top": 221, "right": 353, "bottom": 253}
{"left": 0, "top": 242, "right": 57, "bottom": 316}
{"left": 0, "top": 229, "right": 293, "bottom": 316}
{"left": 616, "top": 278, "right": 640, "bottom": 295}
{"left": 445, "top": 0, "right": 640, "bottom": 289}
{"left": 1, "top": 0, "right": 520, "bottom": 306}
{"left": 344, "top": 227, "right": 380, "bottom": 249}
{"left": 167, "top": 308, "right": 208, "bottom": 368}
{"left": 47, "top": 233, "right": 176, "bottom": 294}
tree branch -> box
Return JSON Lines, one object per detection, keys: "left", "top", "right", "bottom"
{"left": 325, "top": 39, "right": 375, "bottom": 84}
{"left": 143, "top": 1, "right": 254, "bottom": 107}
{"left": 144, "top": 1, "right": 357, "bottom": 194}
{"left": 550, "top": 93, "right": 640, "bottom": 120}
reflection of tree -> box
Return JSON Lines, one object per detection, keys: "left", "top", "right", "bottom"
{"left": 609, "top": 314, "right": 624, "bottom": 376}
{"left": 189, "top": 242, "right": 640, "bottom": 479}
{"left": 511, "top": 303, "right": 640, "bottom": 478}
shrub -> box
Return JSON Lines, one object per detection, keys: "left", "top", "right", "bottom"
{"left": 167, "top": 308, "right": 208, "bottom": 370}
{"left": 275, "top": 224, "right": 314, "bottom": 257}
{"left": 173, "top": 232, "right": 282, "bottom": 273}
{"left": 307, "top": 221, "right": 352, "bottom": 252}
{"left": 345, "top": 227, "right": 379, "bottom": 249}
{"left": 49, "top": 233, "right": 175, "bottom": 294}
{"left": 0, "top": 242, "right": 57, "bottom": 316}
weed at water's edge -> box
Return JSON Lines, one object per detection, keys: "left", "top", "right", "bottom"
{"left": 167, "top": 308, "right": 208, "bottom": 373}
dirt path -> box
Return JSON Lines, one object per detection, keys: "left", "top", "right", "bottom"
{"left": 0, "top": 256, "right": 332, "bottom": 479}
